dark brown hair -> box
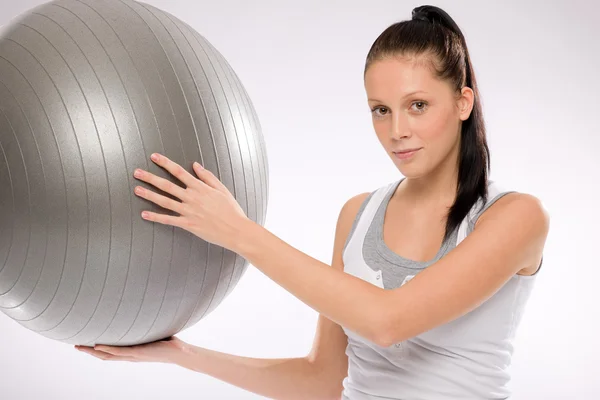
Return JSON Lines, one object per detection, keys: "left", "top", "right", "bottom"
{"left": 365, "top": 5, "right": 490, "bottom": 241}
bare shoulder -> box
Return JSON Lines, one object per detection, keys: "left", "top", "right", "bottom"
{"left": 476, "top": 192, "right": 550, "bottom": 275}
{"left": 477, "top": 192, "right": 549, "bottom": 229}
{"left": 330, "top": 192, "right": 371, "bottom": 268}
{"left": 336, "top": 192, "right": 371, "bottom": 234}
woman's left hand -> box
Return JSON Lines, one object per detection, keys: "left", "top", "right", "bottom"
{"left": 132, "top": 153, "right": 252, "bottom": 251}
{"left": 75, "top": 336, "right": 187, "bottom": 364}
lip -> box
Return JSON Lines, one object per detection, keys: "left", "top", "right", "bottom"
{"left": 393, "top": 148, "right": 421, "bottom": 160}
{"left": 394, "top": 147, "right": 422, "bottom": 154}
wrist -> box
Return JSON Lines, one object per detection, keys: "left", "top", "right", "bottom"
{"left": 232, "top": 217, "right": 262, "bottom": 257}
{"left": 171, "top": 341, "right": 203, "bottom": 372}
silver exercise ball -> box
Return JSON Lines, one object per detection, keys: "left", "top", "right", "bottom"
{"left": 0, "top": 0, "right": 269, "bottom": 346}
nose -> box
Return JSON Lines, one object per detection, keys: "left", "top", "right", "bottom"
{"left": 389, "top": 112, "right": 411, "bottom": 140}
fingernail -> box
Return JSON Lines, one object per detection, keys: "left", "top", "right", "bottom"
{"left": 151, "top": 153, "right": 159, "bottom": 161}
{"left": 134, "top": 169, "right": 142, "bottom": 178}
{"left": 194, "top": 162, "right": 203, "bottom": 169}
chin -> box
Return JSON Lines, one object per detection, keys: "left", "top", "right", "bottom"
{"left": 394, "top": 163, "right": 425, "bottom": 179}
{"left": 391, "top": 156, "right": 425, "bottom": 178}
{"left": 399, "top": 170, "right": 427, "bottom": 180}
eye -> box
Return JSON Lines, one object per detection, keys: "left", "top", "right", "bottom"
{"left": 370, "top": 106, "right": 389, "bottom": 118}
{"left": 411, "top": 101, "right": 428, "bottom": 113}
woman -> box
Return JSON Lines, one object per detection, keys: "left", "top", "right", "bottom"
{"left": 77, "top": 5, "right": 549, "bottom": 399}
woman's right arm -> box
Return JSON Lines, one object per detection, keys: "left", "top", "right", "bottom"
{"left": 173, "top": 192, "right": 370, "bottom": 400}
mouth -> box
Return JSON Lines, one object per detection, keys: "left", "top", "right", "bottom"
{"left": 393, "top": 148, "right": 422, "bottom": 160}
{"left": 393, "top": 148, "right": 422, "bottom": 154}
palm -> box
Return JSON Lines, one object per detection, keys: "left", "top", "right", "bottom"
{"left": 75, "top": 336, "right": 187, "bottom": 364}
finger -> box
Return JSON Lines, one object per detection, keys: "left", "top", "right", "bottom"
{"left": 150, "top": 153, "right": 199, "bottom": 189}
{"left": 93, "top": 345, "right": 141, "bottom": 362}
{"left": 76, "top": 346, "right": 137, "bottom": 362}
{"left": 135, "top": 186, "right": 185, "bottom": 215}
{"left": 192, "top": 162, "right": 228, "bottom": 193}
{"left": 94, "top": 344, "right": 132, "bottom": 356}
{"left": 141, "top": 210, "right": 188, "bottom": 229}
{"left": 134, "top": 168, "right": 188, "bottom": 201}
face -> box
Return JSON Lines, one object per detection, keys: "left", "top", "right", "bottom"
{"left": 364, "top": 55, "right": 474, "bottom": 179}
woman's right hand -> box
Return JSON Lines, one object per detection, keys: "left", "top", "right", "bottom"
{"left": 75, "top": 335, "right": 190, "bottom": 365}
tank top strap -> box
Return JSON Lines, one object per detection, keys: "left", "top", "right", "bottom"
{"left": 456, "top": 180, "right": 514, "bottom": 245}
{"left": 342, "top": 181, "right": 398, "bottom": 265}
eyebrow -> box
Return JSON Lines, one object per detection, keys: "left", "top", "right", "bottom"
{"left": 368, "top": 90, "right": 428, "bottom": 103}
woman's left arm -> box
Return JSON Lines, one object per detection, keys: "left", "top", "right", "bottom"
{"left": 235, "top": 192, "right": 549, "bottom": 347}
{"left": 134, "top": 154, "right": 550, "bottom": 347}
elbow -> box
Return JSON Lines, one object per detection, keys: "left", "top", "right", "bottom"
{"left": 357, "top": 292, "right": 407, "bottom": 348}
{"left": 369, "top": 312, "right": 405, "bottom": 348}
{"left": 371, "top": 330, "right": 398, "bottom": 349}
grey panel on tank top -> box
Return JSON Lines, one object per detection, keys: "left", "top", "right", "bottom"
{"left": 343, "top": 179, "right": 523, "bottom": 290}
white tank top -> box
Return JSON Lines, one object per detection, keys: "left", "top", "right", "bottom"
{"left": 341, "top": 179, "right": 539, "bottom": 400}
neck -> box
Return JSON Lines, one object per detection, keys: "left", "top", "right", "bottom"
{"left": 399, "top": 153, "right": 459, "bottom": 207}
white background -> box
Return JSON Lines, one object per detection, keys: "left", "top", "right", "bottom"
{"left": 1, "top": 0, "right": 598, "bottom": 399}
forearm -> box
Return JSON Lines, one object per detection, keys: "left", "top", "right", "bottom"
{"left": 174, "top": 344, "right": 341, "bottom": 400}
{"left": 235, "top": 220, "right": 387, "bottom": 345}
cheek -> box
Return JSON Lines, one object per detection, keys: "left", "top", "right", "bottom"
{"left": 421, "top": 110, "right": 460, "bottom": 151}
{"left": 420, "top": 109, "right": 450, "bottom": 140}
{"left": 372, "top": 120, "right": 389, "bottom": 144}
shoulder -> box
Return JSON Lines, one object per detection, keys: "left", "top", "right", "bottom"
{"left": 475, "top": 191, "right": 550, "bottom": 274}
{"left": 335, "top": 181, "right": 398, "bottom": 255}
{"left": 332, "top": 190, "right": 374, "bottom": 254}
{"left": 340, "top": 192, "right": 372, "bottom": 218}
{"left": 334, "top": 180, "right": 399, "bottom": 247}
{"left": 476, "top": 191, "right": 549, "bottom": 233}
{"left": 329, "top": 191, "right": 372, "bottom": 270}
{"left": 336, "top": 192, "right": 372, "bottom": 235}
{"left": 337, "top": 180, "right": 398, "bottom": 224}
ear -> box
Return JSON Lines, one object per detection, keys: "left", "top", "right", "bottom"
{"left": 457, "top": 86, "right": 475, "bottom": 121}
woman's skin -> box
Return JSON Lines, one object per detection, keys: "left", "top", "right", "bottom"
{"left": 76, "top": 55, "right": 549, "bottom": 399}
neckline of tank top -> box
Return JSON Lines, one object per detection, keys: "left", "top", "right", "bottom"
{"left": 373, "top": 178, "right": 540, "bottom": 279}
{"left": 374, "top": 179, "right": 456, "bottom": 268}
